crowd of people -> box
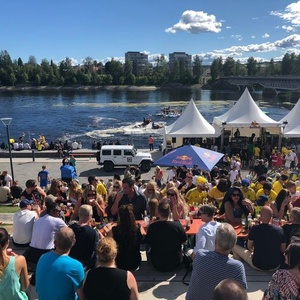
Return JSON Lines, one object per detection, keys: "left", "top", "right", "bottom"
{"left": 0, "top": 142, "right": 300, "bottom": 299}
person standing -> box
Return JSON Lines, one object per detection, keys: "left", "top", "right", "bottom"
{"left": 111, "top": 178, "right": 147, "bottom": 220}
{"left": 36, "top": 227, "right": 85, "bottom": 300}
{"left": 148, "top": 135, "right": 154, "bottom": 151}
{"left": 0, "top": 227, "right": 29, "bottom": 300}
{"left": 186, "top": 223, "right": 247, "bottom": 300}
{"left": 37, "top": 165, "right": 50, "bottom": 190}
{"left": 60, "top": 159, "right": 76, "bottom": 184}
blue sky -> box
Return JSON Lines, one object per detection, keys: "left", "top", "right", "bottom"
{"left": 1, "top": 0, "right": 300, "bottom": 65}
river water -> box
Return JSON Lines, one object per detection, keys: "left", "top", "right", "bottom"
{"left": 0, "top": 89, "right": 293, "bottom": 149}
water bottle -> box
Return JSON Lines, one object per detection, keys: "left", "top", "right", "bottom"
{"left": 144, "top": 210, "right": 150, "bottom": 226}
{"left": 248, "top": 213, "right": 253, "bottom": 228}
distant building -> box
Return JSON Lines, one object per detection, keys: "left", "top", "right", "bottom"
{"left": 125, "top": 51, "right": 149, "bottom": 76}
{"left": 169, "top": 52, "right": 192, "bottom": 73}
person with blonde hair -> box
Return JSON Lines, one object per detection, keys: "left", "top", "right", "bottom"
{"left": 166, "top": 187, "right": 189, "bottom": 220}
{"left": 68, "top": 179, "right": 83, "bottom": 206}
{"left": 84, "top": 237, "right": 139, "bottom": 300}
{"left": 71, "top": 184, "right": 105, "bottom": 221}
{"left": 0, "top": 227, "right": 29, "bottom": 299}
{"left": 143, "top": 181, "right": 161, "bottom": 202}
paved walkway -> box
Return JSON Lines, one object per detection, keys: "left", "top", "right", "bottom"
{"left": 0, "top": 151, "right": 269, "bottom": 300}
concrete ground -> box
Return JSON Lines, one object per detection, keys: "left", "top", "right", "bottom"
{"left": 0, "top": 150, "right": 269, "bottom": 300}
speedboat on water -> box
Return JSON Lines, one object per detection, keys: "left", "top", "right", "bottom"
{"left": 158, "top": 107, "right": 182, "bottom": 118}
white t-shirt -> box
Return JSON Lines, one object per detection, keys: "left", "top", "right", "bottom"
{"left": 30, "top": 214, "right": 67, "bottom": 250}
{"left": 229, "top": 169, "right": 239, "bottom": 183}
{"left": 13, "top": 209, "right": 38, "bottom": 244}
{"left": 193, "top": 221, "right": 221, "bottom": 253}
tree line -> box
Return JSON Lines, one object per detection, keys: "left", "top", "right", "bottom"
{"left": 0, "top": 50, "right": 299, "bottom": 87}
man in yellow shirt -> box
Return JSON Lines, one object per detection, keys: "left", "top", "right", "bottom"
{"left": 186, "top": 176, "right": 208, "bottom": 205}
{"left": 208, "top": 178, "right": 229, "bottom": 208}
{"left": 241, "top": 178, "right": 256, "bottom": 202}
{"left": 250, "top": 175, "right": 266, "bottom": 193}
{"left": 272, "top": 174, "right": 288, "bottom": 195}
{"left": 256, "top": 182, "right": 277, "bottom": 203}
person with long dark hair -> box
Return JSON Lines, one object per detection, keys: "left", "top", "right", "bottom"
{"left": 219, "top": 187, "right": 254, "bottom": 224}
{"left": 271, "top": 189, "right": 293, "bottom": 220}
{"left": 263, "top": 240, "right": 300, "bottom": 300}
{"left": 108, "top": 204, "right": 143, "bottom": 270}
{"left": 0, "top": 228, "right": 29, "bottom": 299}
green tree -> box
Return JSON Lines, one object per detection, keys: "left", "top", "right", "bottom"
{"left": 246, "top": 57, "right": 258, "bottom": 76}
{"left": 223, "top": 57, "right": 236, "bottom": 76}
{"left": 193, "top": 55, "right": 203, "bottom": 84}
{"left": 235, "top": 60, "right": 247, "bottom": 76}
{"left": 210, "top": 57, "right": 223, "bottom": 81}
{"left": 124, "top": 60, "right": 135, "bottom": 85}
{"left": 105, "top": 59, "right": 124, "bottom": 85}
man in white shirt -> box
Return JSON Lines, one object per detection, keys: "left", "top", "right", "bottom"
{"left": 167, "top": 166, "right": 177, "bottom": 182}
{"left": 192, "top": 205, "right": 221, "bottom": 258}
{"left": 228, "top": 165, "right": 239, "bottom": 184}
{"left": 12, "top": 199, "right": 38, "bottom": 246}
{"left": 23, "top": 202, "right": 67, "bottom": 266}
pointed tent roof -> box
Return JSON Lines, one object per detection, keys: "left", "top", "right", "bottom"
{"left": 164, "top": 99, "right": 220, "bottom": 137}
{"left": 279, "top": 99, "right": 300, "bottom": 137}
{"left": 213, "top": 88, "right": 279, "bottom": 128}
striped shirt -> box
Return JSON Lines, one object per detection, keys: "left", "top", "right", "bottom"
{"left": 186, "top": 250, "right": 247, "bottom": 300}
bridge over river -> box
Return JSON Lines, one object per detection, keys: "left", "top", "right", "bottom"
{"left": 220, "top": 76, "right": 300, "bottom": 91}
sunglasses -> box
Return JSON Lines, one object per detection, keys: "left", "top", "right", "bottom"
{"left": 232, "top": 193, "right": 240, "bottom": 197}
{"left": 148, "top": 188, "right": 154, "bottom": 191}
{"left": 88, "top": 193, "right": 96, "bottom": 196}
{"left": 57, "top": 185, "right": 62, "bottom": 188}
{"left": 167, "top": 192, "right": 176, "bottom": 196}
{"left": 113, "top": 185, "right": 120, "bottom": 189}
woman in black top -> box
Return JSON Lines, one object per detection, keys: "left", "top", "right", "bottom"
{"left": 83, "top": 237, "right": 139, "bottom": 300}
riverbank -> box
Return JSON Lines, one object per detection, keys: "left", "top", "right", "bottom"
{"left": 0, "top": 83, "right": 205, "bottom": 92}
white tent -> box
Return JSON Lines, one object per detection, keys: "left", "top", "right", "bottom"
{"left": 163, "top": 99, "right": 220, "bottom": 150}
{"left": 213, "top": 88, "right": 280, "bottom": 128}
{"left": 279, "top": 99, "right": 300, "bottom": 137}
{"left": 165, "top": 99, "right": 220, "bottom": 137}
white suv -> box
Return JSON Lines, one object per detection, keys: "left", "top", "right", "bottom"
{"left": 99, "top": 145, "right": 153, "bottom": 172}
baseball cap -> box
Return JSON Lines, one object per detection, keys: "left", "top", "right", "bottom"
{"left": 20, "top": 199, "right": 33, "bottom": 208}
{"left": 241, "top": 179, "right": 250, "bottom": 187}
{"left": 196, "top": 176, "right": 207, "bottom": 185}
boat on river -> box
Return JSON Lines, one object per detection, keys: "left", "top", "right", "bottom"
{"left": 158, "top": 107, "right": 182, "bottom": 118}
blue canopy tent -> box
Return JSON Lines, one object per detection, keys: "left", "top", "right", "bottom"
{"left": 153, "top": 145, "right": 224, "bottom": 171}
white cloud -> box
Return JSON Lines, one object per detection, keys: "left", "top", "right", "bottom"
{"left": 231, "top": 34, "right": 243, "bottom": 41}
{"left": 165, "top": 10, "right": 222, "bottom": 34}
{"left": 271, "top": 1, "right": 300, "bottom": 26}
{"left": 251, "top": 35, "right": 256, "bottom": 39}
{"left": 262, "top": 33, "right": 270, "bottom": 39}
{"left": 226, "top": 26, "right": 231, "bottom": 29}
{"left": 282, "top": 25, "right": 296, "bottom": 32}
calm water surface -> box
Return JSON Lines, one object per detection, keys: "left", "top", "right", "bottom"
{"left": 0, "top": 89, "right": 293, "bottom": 149}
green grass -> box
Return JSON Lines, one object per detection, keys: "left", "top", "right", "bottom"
{"left": 0, "top": 206, "right": 19, "bottom": 213}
